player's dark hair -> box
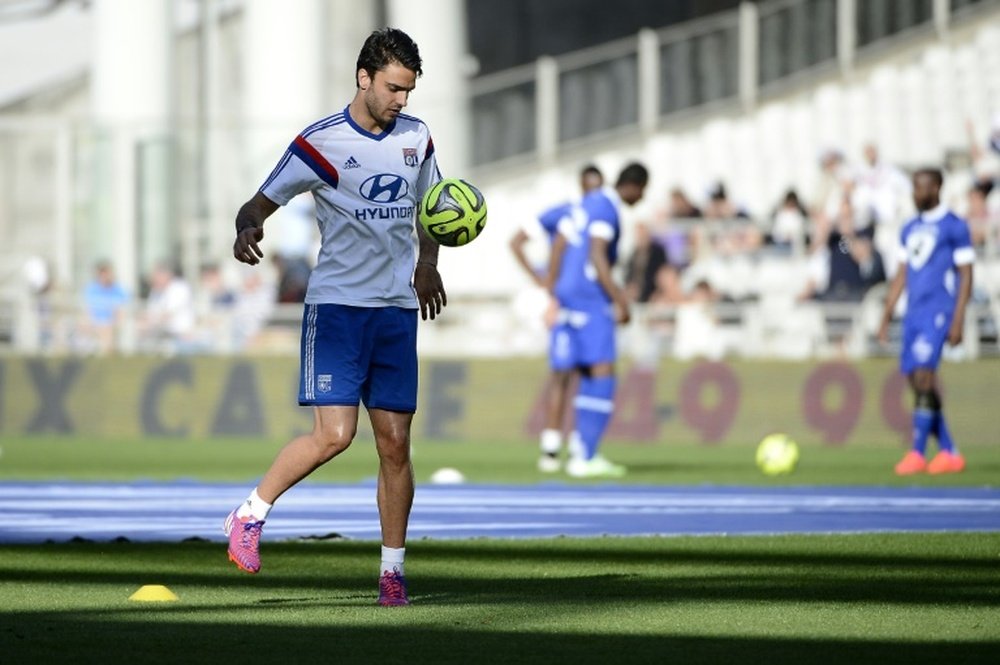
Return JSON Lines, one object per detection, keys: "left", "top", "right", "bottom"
{"left": 616, "top": 162, "right": 649, "bottom": 187}
{"left": 913, "top": 167, "right": 944, "bottom": 188}
{"left": 356, "top": 28, "right": 422, "bottom": 87}
{"left": 580, "top": 164, "right": 603, "bottom": 180}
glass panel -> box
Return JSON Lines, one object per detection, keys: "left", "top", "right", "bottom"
{"left": 558, "top": 54, "right": 638, "bottom": 142}
{"left": 660, "top": 24, "right": 739, "bottom": 115}
{"left": 857, "top": 0, "right": 934, "bottom": 47}
{"left": 758, "top": 0, "right": 837, "bottom": 86}
{"left": 470, "top": 82, "right": 536, "bottom": 165}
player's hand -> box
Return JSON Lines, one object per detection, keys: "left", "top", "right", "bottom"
{"left": 876, "top": 321, "right": 889, "bottom": 345}
{"left": 614, "top": 297, "right": 631, "bottom": 325}
{"left": 543, "top": 297, "right": 559, "bottom": 329}
{"left": 415, "top": 262, "right": 447, "bottom": 321}
{"left": 234, "top": 226, "right": 265, "bottom": 265}
{"left": 947, "top": 320, "right": 964, "bottom": 346}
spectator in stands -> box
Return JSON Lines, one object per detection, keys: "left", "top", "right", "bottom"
{"left": 625, "top": 222, "right": 668, "bottom": 303}
{"left": 232, "top": 267, "right": 277, "bottom": 351}
{"left": 854, "top": 144, "right": 912, "bottom": 274}
{"left": 854, "top": 143, "right": 912, "bottom": 228}
{"left": 799, "top": 196, "right": 885, "bottom": 302}
{"left": 657, "top": 187, "right": 700, "bottom": 269}
{"left": 667, "top": 187, "right": 702, "bottom": 219}
{"left": 646, "top": 264, "right": 687, "bottom": 310}
{"left": 812, "top": 148, "right": 853, "bottom": 227}
{"left": 966, "top": 116, "right": 1000, "bottom": 188}
{"left": 700, "top": 182, "right": 761, "bottom": 256}
{"left": 966, "top": 181, "right": 999, "bottom": 252}
{"left": 142, "top": 261, "right": 196, "bottom": 354}
{"left": 196, "top": 263, "right": 238, "bottom": 352}
{"left": 272, "top": 254, "right": 311, "bottom": 303}
{"left": 767, "top": 189, "right": 809, "bottom": 254}
{"left": 672, "top": 279, "right": 729, "bottom": 361}
{"left": 23, "top": 255, "right": 57, "bottom": 351}
{"left": 81, "top": 259, "right": 129, "bottom": 355}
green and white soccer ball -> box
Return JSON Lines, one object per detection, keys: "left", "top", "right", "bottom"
{"left": 755, "top": 433, "right": 800, "bottom": 476}
{"left": 418, "top": 178, "right": 487, "bottom": 247}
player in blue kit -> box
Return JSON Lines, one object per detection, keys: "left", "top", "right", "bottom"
{"left": 509, "top": 165, "right": 604, "bottom": 472}
{"left": 878, "top": 168, "right": 974, "bottom": 475}
{"left": 225, "top": 28, "right": 447, "bottom": 606}
{"left": 545, "top": 163, "right": 649, "bottom": 478}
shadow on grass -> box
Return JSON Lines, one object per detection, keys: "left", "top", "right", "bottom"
{"left": 1, "top": 615, "right": 998, "bottom": 665}
{"left": 0, "top": 538, "right": 998, "bottom": 608}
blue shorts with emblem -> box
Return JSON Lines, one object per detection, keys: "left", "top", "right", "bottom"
{"left": 298, "top": 304, "right": 418, "bottom": 412}
{"left": 549, "top": 306, "right": 616, "bottom": 371}
{"left": 900, "top": 309, "right": 951, "bottom": 374}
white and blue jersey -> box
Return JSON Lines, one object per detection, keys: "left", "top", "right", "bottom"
{"left": 260, "top": 107, "right": 442, "bottom": 309}
{"left": 549, "top": 187, "right": 623, "bottom": 370}
{"left": 536, "top": 202, "right": 573, "bottom": 242}
{"left": 896, "top": 203, "right": 975, "bottom": 372}
{"left": 553, "top": 188, "right": 622, "bottom": 310}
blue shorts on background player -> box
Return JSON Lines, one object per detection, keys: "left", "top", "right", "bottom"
{"left": 545, "top": 163, "right": 650, "bottom": 479}
{"left": 878, "top": 168, "right": 974, "bottom": 476}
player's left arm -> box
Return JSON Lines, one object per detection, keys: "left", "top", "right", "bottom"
{"left": 543, "top": 233, "right": 567, "bottom": 295}
{"left": 414, "top": 222, "right": 445, "bottom": 321}
{"left": 948, "top": 220, "right": 976, "bottom": 345}
{"left": 414, "top": 138, "right": 446, "bottom": 321}
{"left": 589, "top": 234, "right": 630, "bottom": 325}
{"left": 949, "top": 263, "right": 974, "bottom": 345}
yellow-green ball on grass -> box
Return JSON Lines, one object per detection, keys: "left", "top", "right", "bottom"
{"left": 756, "top": 433, "right": 800, "bottom": 476}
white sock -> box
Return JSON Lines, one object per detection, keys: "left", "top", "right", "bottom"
{"left": 236, "top": 488, "right": 272, "bottom": 521}
{"left": 381, "top": 546, "right": 405, "bottom": 576}
{"left": 567, "top": 431, "right": 585, "bottom": 460}
{"left": 540, "top": 428, "right": 562, "bottom": 455}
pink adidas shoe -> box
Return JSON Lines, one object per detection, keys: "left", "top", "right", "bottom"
{"left": 378, "top": 568, "right": 410, "bottom": 606}
{"left": 224, "top": 509, "right": 264, "bottom": 574}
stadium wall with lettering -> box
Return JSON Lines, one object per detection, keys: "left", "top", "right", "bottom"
{"left": 0, "top": 357, "right": 995, "bottom": 447}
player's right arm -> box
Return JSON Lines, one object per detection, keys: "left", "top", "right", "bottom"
{"left": 235, "top": 129, "right": 327, "bottom": 265}
{"left": 509, "top": 228, "right": 544, "bottom": 287}
{"left": 877, "top": 259, "right": 907, "bottom": 344}
{"left": 543, "top": 233, "right": 567, "bottom": 295}
{"left": 233, "top": 192, "right": 279, "bottom": 265}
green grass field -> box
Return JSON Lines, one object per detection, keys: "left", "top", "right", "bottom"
{"left": 2, "top": 435, "right": 1000, "bottom": 486}
{"left": 1, "top": 436, "right": 998, "bottom": 663}
{"left": 1, "top": 535, "right": 998, "bottom": 664}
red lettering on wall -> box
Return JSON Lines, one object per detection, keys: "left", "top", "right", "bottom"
{"left": 802, "top": 362, "right": 863, "bottom": 445}
{"left": 679, "top": 362, "right": 739, "bottom": 444}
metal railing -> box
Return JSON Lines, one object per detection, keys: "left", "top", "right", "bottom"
{"left": 469, "top": 0, "right": 998, "bottom": 168}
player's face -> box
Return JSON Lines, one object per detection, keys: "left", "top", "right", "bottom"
{"left": 359, "top": 62, "right": 416, "bottom": 129}
{"left": 580, "top": 172, "right": 603, "bottom": 193}
{"left": 912, "top": 174, "right": 939, "bottom": 212}
{"left": 620, "top": 183, "right": 646, "bottom": 206}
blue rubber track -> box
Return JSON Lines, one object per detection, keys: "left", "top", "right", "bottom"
{"left": 0, "top": 482, "right": 997, "bottom": 544}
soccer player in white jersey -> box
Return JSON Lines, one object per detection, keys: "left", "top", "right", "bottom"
{"left": 509, "top": 165, "right": 604, "bottom": 472}
{"left": 878, "top": 168, "right": 974, "bottom": 476}
{"left": 225, "top": 28, "right": 447, "bottom": 607}
{"left": 546, "top": 163, "right": 649, "bottom": 478}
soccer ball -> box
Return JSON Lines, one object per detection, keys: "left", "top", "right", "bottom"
{"left": 755, "top": 433, "right": 800, "bottom": 476}
{"left": 418, "top": 178, "right": 487, "bottom": 247}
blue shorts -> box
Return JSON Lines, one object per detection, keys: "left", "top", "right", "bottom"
{"left": 299, "top": 304, "right": 418, "bottom": 412}
{"left": 900, "top": 311, "right": 950, "bottom": 374}
{"left": 549, "top": 307, "right": 616, "bottom": 371}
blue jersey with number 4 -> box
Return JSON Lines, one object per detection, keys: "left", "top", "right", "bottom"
{"left": 553, "top": 188, "right": 622, "bottom": 311}
{"left": 898, "top": 206, "right": 974, "bottom": 321}
{"left": 536, "top": 202, "right": 572, "bottom": 244}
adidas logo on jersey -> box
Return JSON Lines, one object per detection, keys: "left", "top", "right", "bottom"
{"left": 344, "top": 156, "right": 361, "bottom": 169}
